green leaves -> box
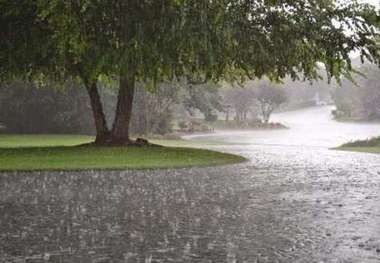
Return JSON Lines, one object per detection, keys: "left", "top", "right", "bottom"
{"left": 2, "top": 0, "right": 380, "bottom": 86}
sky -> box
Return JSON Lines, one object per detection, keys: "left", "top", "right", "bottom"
{"left": 360, "top": 0, "right": 380, "bottom": 7}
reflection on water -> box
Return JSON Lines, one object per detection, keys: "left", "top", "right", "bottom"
{"left": 1, "top": 106, "right": 380, "bottom": 262}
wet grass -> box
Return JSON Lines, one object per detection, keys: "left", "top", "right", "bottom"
{"left": 339, "top": 137, "right": 380, "bottom": 147}
{"left": 0, "top": 134, "right": 221, "bottom": 148}
{"left": 0, "top": 135, "right": 246, "bottom": 171}
{"left": 336, "top": 137, "right": 380, "bottom": 154}
{"left": 337, "top": 147, "right": 380, "bottom": 154}
{"left": 0, "top": 134, "right": 94, "bottom": 148}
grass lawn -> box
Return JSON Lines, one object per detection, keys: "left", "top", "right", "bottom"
{"left": 336, "top": 137, "right": 380, "bottom": 154}
{"left": 337, "top": 146, "right": 380, "bottom": 154}
{"left": 0, "top": 135, "right": 246, "bottom": 171}
{"left": 0, "top": 134, "right": 94, "bottom": 148}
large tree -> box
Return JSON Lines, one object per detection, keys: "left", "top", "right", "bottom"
{"left": 2, "top": 0, "right": 379, "bottom": 145}
{"left": 0, "top": 0, "right": 111, "bottom": 142}
{"left": 182, "top": 83, "right": 224, "bottom": 122}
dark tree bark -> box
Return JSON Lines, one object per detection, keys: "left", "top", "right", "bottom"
{"left": 85, "top": 81, "right": 110, "bottom": 144}
{"left": 110, "top": 74, "right": 135, "bottom": 144}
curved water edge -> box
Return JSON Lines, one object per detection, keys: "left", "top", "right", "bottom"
{"left": 183, "top": 106, "right": 380, "bottom": 149}
{"left": 1, "top": 106, "right": 380, "bottom": 262}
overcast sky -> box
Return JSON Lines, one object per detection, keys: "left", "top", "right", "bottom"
{"left": 360, "top": 0, "right": 380, "bottom": 7}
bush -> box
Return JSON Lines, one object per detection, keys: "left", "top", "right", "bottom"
{"left": 178, "top": 121, "right": 188, "bottom": 130}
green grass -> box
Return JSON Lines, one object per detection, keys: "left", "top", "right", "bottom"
{"left": 0, "top": 135, "right": 246, "bottom": 171}
{"left": 340, "top": 137, "right": 380, "bottom": 148}
{"left": 336, "top": 136, "right": 380, "bottom": 154}
{"left": 0, "top": 134, "right": 222, "bottom": 148}
{"left": 0, "top": 134, "right": 95, "bottom": 148}
{"left": 337, "top": 146, "right": 380, "bottom": 154}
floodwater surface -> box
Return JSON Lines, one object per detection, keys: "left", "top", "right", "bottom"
{"left": 1, "top": 106, "right": 380, "bottom": 262}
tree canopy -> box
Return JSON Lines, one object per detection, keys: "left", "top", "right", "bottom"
{"left": 3, "top": 0, "right": 379, "bottom": 81}
{"left": 1, "top": 0, "right": 379, "bottom": 145}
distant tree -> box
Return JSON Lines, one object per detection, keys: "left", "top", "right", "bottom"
{"left": 2, "top": 0, "right": 380, "bottom": 145}
{"left": 131, "top": 83, "right": 179, "bottom": 135}
{"left": 223, "top": 87, "right": 256, "bottom": 123}
{"left": 331, "top": 63, "right": 380, "bottom": 121}
{"left": 182, "top": 83, "right": 224, "bottom": 123}
{"left": 360, "top": 66, "right": 380, "bottom": 119}
{"left": 331, "top": 78, "right": 359, "bottom": 119}
{"left": 256, "top": 84, "right": 287, "bottom": 123}
{"left": 279, "top": 73, "right": 335, "bottom": 110}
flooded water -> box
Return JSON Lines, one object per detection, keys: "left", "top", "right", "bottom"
{"left": 186, "top": 106, "right": 380, "bottom": 148}
{"left": 1, "top": 106, "right": 380, "bottom": 262}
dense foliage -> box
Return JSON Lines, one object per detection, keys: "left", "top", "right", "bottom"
{"left": 0, "top": 81, "right": 93, "bottom": 134}
{"left": 0, "top": 81, "right": 225, "bottom": 135}
{"left": 130, "top": 84, "right": 179, "bottom": 135}
{"left": 1, "top": 0, "right": 379, "bottom": 144}
{"left": 332, "top": 64, "right": 380, "bottom": 120}
{"left": 223, "top": 86, "right": 257, "bottom": 123}
{"left": 222, "top": 81, "right": 288, "bottom": 124}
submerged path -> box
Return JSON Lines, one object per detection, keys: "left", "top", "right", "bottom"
{"left": 1, "top": 106, "right": 380, "bottom": 262}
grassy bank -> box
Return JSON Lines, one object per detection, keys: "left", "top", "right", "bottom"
{"left": 336, "top": 137, "right": 380, "bottom": 154}
{"left": 0, "top": 135, "right": 246, "bottom": 171}
{"left": 337, "top": 147, "right": 380, "bottom": 154}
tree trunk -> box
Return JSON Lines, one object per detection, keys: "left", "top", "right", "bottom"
{"left": 85, "top": 81, "right": 110, "bottom": 144}
{"left": 110, "top": 74, "right": 135, "bottom": 144}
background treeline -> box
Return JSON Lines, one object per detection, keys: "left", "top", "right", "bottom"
{"left": 0, "top": 81, "right": 93, "bottom": 134}
{"left": 0, "top": 78, "right": 325, "bottom": 135}
{"left": 1, "top": 66, "right": 378, "bottom": 136}
{"left": 0, "top": 81, "right": 224, "bottom": 135}
{"left": 332, "top": 64, "right": 380, "bottom": 121}
{"left": 0, "top": 81, "right": 286, "bottom": 135}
